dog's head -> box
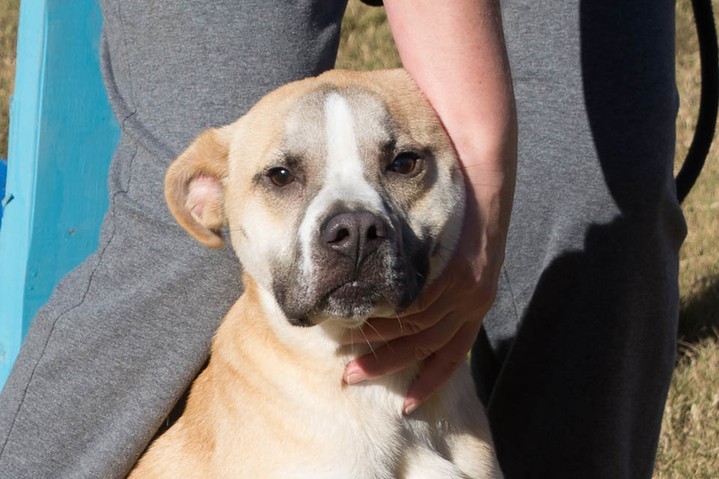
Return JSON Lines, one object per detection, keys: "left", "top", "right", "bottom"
{"left": 165, "top": 69, "right": 465, "bottom": 328}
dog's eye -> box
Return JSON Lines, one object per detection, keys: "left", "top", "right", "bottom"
{"left": 388, "top": 153, "right": 420, "bottom": 176}
{"left": 267, "top": 167, "right": 295, "bottom": 187}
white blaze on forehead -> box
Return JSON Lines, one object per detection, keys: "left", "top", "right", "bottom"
{"left": 321, "top": 92, "right": 384, "bottom": 206}
{"left": 298, "top": 92, "right": 386, "bottom": 276}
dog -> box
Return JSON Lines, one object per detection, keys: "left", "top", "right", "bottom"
{"left": 128, "top": 69, "right": 503, "bottom": 478}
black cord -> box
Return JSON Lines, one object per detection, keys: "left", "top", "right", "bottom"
{"left": 676, "top": 0, "right": 719, "bottom": 203}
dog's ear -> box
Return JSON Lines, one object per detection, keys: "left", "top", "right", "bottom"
{"left": 165, "top": 128, "right": 229, "bottom": 249}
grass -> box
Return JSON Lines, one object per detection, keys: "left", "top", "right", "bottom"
{"left": 336, "top": 1, "right": 400, "bottom": 71}
{"left": 0, "top": 0, "right": 18, "bottom": 158}
{"left": 654, "top": 1, "right": 719, "bottom": 476}
{"left": 0, "top": 0, "right": 717, "bottom": 475}
{"left": 673, "top": 0, "right": 719, "bottom": 345}
{"left": 655, "top": 338, "right": 719, "bottom": 478}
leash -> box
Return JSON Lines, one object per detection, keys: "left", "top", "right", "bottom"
{"left": 675, "top": 0, "right": 719, "bottom": 203}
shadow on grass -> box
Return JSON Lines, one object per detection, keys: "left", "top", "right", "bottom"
{"left": 677, "top": 274, "right": 719, "bottom": 356}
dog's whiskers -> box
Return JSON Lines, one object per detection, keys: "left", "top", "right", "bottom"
{"left": 364, "top": 320, "right": 395, "bottom": 354}
{"left": 395, "top": 314, "right": 404, "bottom": 334}
{"left": 349, "top": 328, "right": 357, "bottom": 355}
{"left": 359, "top": 327, "right": 379, "bottom": 360}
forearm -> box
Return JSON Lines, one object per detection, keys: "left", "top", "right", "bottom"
{"left": 383, "top": 0, "right": 517, "bottom": 281}
{"left": 345, "top": 1, "right": 518, "bottom": 404}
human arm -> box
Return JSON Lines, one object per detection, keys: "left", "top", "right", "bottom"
{"left": 343, "top": 0, "right": 518, "bottom": 414}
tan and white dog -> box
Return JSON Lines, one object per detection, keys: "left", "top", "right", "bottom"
{"left": 129, "top": 69, "right": 502, "bottom": 479}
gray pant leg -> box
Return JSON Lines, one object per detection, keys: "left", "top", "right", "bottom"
{"left": 473, "top": 2, "right": 685, "bottom": 477}
{"left": 0, "top": 1, "right": 347, "bottom": 477}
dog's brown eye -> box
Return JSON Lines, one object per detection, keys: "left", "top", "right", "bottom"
{"left": 267, "top": 167, "right": 294, "bottom": 187}
{"left": 388, "top": 153, "right": 420, "bottom": 175}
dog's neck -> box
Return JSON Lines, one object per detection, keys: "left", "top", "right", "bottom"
{"left": 245, "top": 276, "right": 383, "bottom": 357}
{"left": 210, "top": 276, "right": 416, "bottom": 403}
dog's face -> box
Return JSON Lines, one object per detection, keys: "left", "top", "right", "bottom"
{"left": 166, "top": 70, "right": 464, "bottom": 328}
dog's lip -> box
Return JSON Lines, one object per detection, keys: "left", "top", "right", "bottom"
{"left": 320, "top": 279, "right": 384, "bottom": 318}
{"left": 325, "top": 279, "right": 381, "bottom": 302}
{"left": 331, "top": 280, "right": 371, "bottom": 295}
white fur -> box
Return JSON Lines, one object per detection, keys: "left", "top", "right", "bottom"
{"left": 298, "top": 93, "right": 388, "bottom": 277}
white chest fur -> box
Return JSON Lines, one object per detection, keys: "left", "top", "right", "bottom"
{"left": 184, "top": 284, "right": 500, "bottom": 479}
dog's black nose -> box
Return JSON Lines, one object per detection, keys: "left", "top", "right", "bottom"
{"left": 321, "top": 211, "right": 389, "bottom": 266}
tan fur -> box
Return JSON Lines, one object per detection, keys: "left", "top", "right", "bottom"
{"left": 165, "top": 128, "right": 230, "bottom": 249}
{"left": 130, "top": 70, "right": 502, "bottom": 478}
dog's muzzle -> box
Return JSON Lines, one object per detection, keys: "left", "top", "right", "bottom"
{"left": 310, "top": 209, "right": 398, "bottom": 320}
{"left": 275, "top": 206, "right": 428, "bottom": 327}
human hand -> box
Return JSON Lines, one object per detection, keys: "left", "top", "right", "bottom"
{"left": 343, "top": 158, "right": 514, "bottom": 415}
{"left": 355, "top": 0, "right": 516, "bottom": 415}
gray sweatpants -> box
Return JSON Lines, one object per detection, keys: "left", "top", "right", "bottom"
{"left": 0, "top": 1, "right": 685, "bottom": 478}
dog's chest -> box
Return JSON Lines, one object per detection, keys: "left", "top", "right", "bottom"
{"left": 227, "top": 373, "right": 435, "bottom": 478}
{"left": 171, "top": 300, "right": 496, "bottom": 478}
{"left": 267, "top": 399, "right": 422, "bottom": 479}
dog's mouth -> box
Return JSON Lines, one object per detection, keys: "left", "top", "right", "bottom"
{"left": 319, "top": 279, "right": 388, "bottom": 319}
{"left": 280, "top": 264, "right": 412, "bottom": 328}
{"left": 329, "top": 280, "right": 375, "bottom": 302}
{"left": 276, "top": 220, "right": 432, "bottom": 328}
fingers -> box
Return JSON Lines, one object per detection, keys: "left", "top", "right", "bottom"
{"left": 402, "top": 322, "right": 479, "bottom": 415}
{"left": 343, "top": 311, "right": 464, "bottom": 385}
{"left": 344, "top": 314, "right": 481, "bottom": 416}
{"left": 400, "top": 274, "right": 450, "bottom": 316}
{"left": 341, "top": 244, "right": 497, "bottom": 415}
{"left": 356, "top": 283, "right": 489, "bottom": 345}
{"left": 357, "top": 298, "right": 450, "bottom": 344}
{"left": 352, "top": 277, "right": 452, "bottom": 345}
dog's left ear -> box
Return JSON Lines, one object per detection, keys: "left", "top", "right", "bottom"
{"left": 165, "top": 128, "right": 229, "bottom": 249}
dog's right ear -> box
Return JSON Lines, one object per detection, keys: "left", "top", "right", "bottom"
{"left": 165, "top": 128, "right": 229, "bottom": 249}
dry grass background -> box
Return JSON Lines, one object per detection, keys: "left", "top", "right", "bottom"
{"left": 656, "top": 1, "right": 719, "bottom": 476}
{"left": 0, "top": 0, "right": 18, "bottom": 158}
{"left": 0, "top": 0, "right": 717, "bottom": 475}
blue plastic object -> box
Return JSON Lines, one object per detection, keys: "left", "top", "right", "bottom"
{"left": 0, "top": 0, "right": 120, "bottom": 386}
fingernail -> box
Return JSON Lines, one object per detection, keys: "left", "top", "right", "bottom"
{"left": 344, "top": 371, "right": 365, "bottom": 385}
{"left": 403, "top": 399, "right": 420, "bottom": 416}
